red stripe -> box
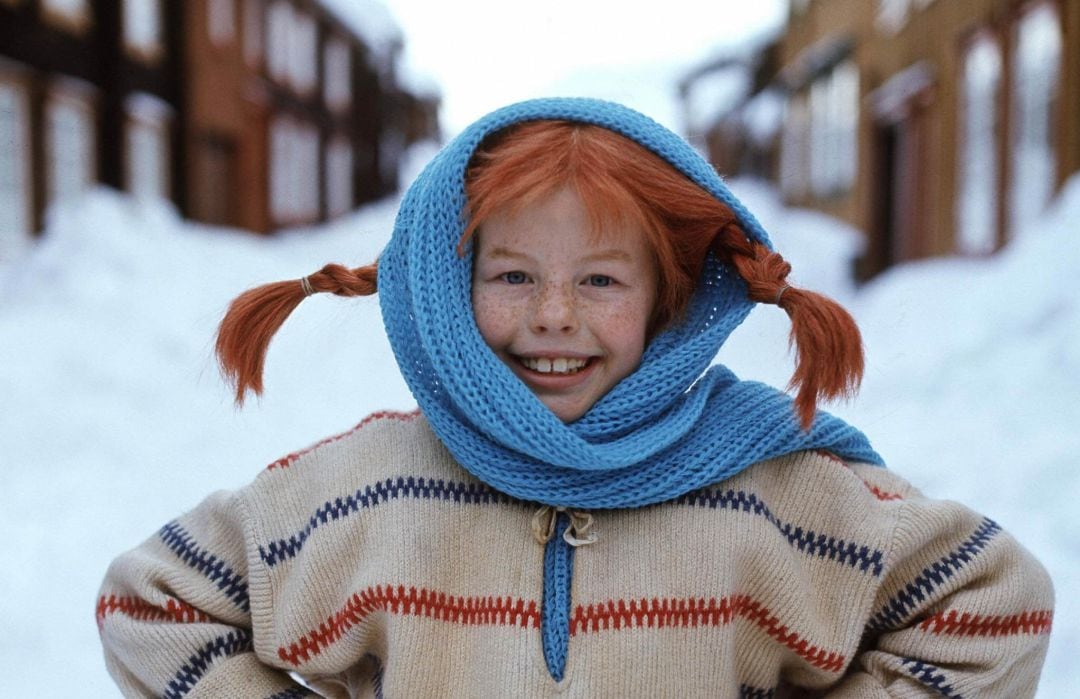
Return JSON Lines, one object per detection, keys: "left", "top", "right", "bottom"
{"left": 918, "top": 609, "right": 1053, "bottom": 637}
{"left": 570, "top": 595, "right": 846, "bottom": 672}
{"left": 278, "top": 585, "right": 540, "bottom": 666}
{"left": 95, "top": 594, "right": 212, "bottom": 628}
{"left": 267, "top": 409, "right": 421, "bottom": 471}
{"left": 816, "top": 450, "right": 904, "bottom": 501}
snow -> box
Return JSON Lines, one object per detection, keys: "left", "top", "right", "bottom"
{"left": 1, "top": 159, "right": 1076, "bottom": 695}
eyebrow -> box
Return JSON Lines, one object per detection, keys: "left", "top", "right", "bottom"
{"left": 483, "top": 246, "right": 634, "bottom": 263}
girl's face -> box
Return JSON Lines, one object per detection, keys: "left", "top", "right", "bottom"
{"left": 471, "top": 186, "right": 658, "bottom": 422}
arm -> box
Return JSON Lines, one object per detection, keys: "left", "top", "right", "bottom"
{"left": 829, "top": 478, "right": 1053, "bottom": 698}
{"left": 97, "top": 490, "right": 312, "bottom": 698}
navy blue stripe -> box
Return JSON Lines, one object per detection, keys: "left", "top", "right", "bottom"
{"left": 676, "top": 488, "right": 886, "bottom": 576}
{"left": 900, "top": 659, "right": 962, "bottom": 698}
{"left": 739, "top": 683, "right": 775, "bottom": 698}
{"left": 160, "top": 521, "right": 249, "bottom": 612}
{"left": 259, "top": 476, "right": 522, "bottom": 567}
{"left": 265, "top": 689, "right": 314, "bottom": 699}
{"left": 163, "top": 630, "right": 253, "bottom": 699}
{"left": 869, "top": 518, "right": 1001, "bottom": 631}
{"left": 365, "top": 652, "right": 386, "bottom": 699}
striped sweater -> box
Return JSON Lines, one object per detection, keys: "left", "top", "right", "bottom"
{"left": 97, "top": 410, "right": 1053, "bottom": 698}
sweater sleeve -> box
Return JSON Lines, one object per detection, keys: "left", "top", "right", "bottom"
{"left": 96, "top": 489, "right": 311, "bottom": 698}
{"left": 828, "top": 472, "right": 1054, "bottom": 698}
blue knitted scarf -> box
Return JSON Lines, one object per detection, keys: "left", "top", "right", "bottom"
{"left": 378, "top": 97, "right": 882, "bottom": 509}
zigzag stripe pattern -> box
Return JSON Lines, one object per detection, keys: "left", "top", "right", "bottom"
{"left": 266, "top": 689, "right": 315, "bottom": 699}
{"left": 163, "top": 630, "right": 253, "bottom": 699}
{"left": 900, "top": 658, "right": 962, "bottom": 698}
{"left": 277, "top": 585, "right": 541, "bottom": 666}
{"left": 363, "top": 653, "right": 385, "bottom": 699}
{"left": 739, "top": 684, "right": 776, "bottom": 699}
{"left": 159, "top": 521, "right": 249, "bottom": 612}
{"left": 95, "top": 594, "right": 211, "bottom": 627}
{"left": 675, "top": 487, "right": 885, "bottom": 576}
{"left": 266, "top": 410, "right": 420, "bottom": 471}
{"left": 918, "top": 609, "right": 1053, "bottom": 637}
{"left": 868, "top": 518, "right": 1001, "bottom": 631}
{"left": 570, "top": 595, "right": 846, "bottom": 673}
{"left": 258, "top": 476, "right": 522, "bottom": 567}
{"left": 815, "top": 450, "right": 904, "bottom": 501}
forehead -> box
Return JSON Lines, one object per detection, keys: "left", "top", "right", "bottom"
{"left": 475, "top": 186, "right": 654, "bottom": 259}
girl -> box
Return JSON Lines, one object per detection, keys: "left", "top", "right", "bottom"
{"left": 97, "top": 98, "right": 1052, "bottom": 697}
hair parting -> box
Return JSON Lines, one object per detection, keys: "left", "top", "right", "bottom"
{"left": 215, "top": 262, "right": 378, "bottom": 404}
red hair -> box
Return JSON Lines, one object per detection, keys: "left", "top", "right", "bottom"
{"left": 216, "top": 121, "right": 864, "bottom": 427}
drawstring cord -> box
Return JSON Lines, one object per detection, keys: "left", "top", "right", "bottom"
{"left": 531, "top": 506, "right": 597, "bottom": 547}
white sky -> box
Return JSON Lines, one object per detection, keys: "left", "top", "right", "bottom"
{"left": 377, "top": 0, "right": 787, "bottom": 134}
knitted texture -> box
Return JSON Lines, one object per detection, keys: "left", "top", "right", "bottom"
{"left": 97, "top": 413, "right": 1054, "bottom": 697}
{"left": 378, "top": 97, "right": 881, "bottom": 508}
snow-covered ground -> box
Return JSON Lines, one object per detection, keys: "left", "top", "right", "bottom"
{"left": 1, "top": 165, "right": 1076, "bottom": 696}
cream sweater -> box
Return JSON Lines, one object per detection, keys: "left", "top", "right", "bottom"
{"left": 97, "top": 410, "right": 1053, "bottom": 697}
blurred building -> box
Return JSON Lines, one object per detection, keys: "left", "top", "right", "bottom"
{"left": 685, "top": 0, "right": 1079, "bottom": 280}
{"left": 0, "top": 0, "right": 439, "bottom": 260}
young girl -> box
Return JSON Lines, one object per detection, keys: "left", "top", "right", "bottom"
{"left": 97, "top": 98, "right": 1053, "bottom": 697}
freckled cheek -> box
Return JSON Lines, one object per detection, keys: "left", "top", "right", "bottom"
{"left": 472, "top": 291, "right": 521, "bottom": 348}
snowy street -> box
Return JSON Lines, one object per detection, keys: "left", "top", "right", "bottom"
{"left": 1, "top": 169, "right": 1076, "bottom": 696}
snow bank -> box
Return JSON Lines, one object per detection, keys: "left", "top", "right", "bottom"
{"left": 0, "top": 172, "right": 1074, "bottom": 696}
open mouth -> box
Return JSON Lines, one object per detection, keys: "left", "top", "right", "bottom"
{"left": 517, "top": 356, "right": 592, "bottom": 375}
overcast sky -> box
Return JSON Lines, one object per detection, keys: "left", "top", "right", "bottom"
{"left": 376, "top": 0, "right": 788, "bottom": 135}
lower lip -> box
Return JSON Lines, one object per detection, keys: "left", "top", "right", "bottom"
{"left": 516, "top": 359, "right": 597, "bottom": 390}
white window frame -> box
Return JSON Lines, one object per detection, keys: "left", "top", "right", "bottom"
{"left": 323, "top": 36, "right": 351, "bottom": 111}
{"left": 44, "top": 80, "right": 97, "bottom": 211}
{"left": 124, "top": 92, "right": 172, "bottom": 202}
{"left": 0, "top": 70, "right": 34, "bottom": 260}
{"left": 208, "top": 0, "right": 236, "bottom": 46}
{"left": 955, "top": 31, "right": 1002, "bottom": 255}
{"left": 122, "top": 0, "right": 164, "bottom": 63}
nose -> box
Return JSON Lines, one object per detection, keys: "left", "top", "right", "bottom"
{"left": 530, "top": 282, "right": 578, "bottom": 334}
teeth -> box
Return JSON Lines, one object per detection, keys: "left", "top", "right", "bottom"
{"left": 521, "top": 357, "right": 588, "bottom": 374}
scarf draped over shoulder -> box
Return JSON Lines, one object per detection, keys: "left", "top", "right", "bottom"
{"left": 378, "top": 97, "right": 882, "bottom": 509}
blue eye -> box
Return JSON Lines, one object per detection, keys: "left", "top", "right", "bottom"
{"left": 587, "top": 275, "right": 612, "bottom": 287}
{"left": 502, "top": 271, "right": 528, "bottom": 284}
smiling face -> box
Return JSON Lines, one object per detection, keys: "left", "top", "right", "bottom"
{"left": 471, "top": 186, "right": 658, "bottom": 422}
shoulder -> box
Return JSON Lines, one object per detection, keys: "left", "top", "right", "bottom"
{"left": 240, "top": 409, "right": 476, "bottom": 519}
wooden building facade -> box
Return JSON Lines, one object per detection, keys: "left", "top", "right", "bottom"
{"left": 780, "top": 0, "right": 1080, "bottom": 278}
{"left": 690, "top": 0, "right": 1079, "bottom": 279}
{"left": 0, "top": 0, "right": 438, "bottom": 263}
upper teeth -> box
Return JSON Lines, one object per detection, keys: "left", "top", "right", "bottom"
{"left": 521, "top": 357, "right": 588, "bottom": 374}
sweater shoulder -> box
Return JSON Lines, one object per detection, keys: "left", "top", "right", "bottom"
{"left": 239, "top": 409, "right": 478, "bottom": 521}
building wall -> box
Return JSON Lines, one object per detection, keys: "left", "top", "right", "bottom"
{"left": 778, "top": 0, "right": 1079, "bottom": 278}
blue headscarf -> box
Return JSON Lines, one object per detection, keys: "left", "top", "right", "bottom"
{"left": 378, "top": 97, "right": 881, "bottom": 509}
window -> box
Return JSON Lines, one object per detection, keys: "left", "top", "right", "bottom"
{"left": 780, "top": 92, "right": 810, "bottom": 199}
{"left": 123, "top": 0, "right": 163, "bottom": 62}
{"left": 243, "top": 0, "right": 263, "bottom": 66}
{"left": 45, "top": 86, "right": 96, "bottom": 210}
{"left": 291, "top": 11, "right": 317, "bottom": 93}
{"left": 809, "top": 60, "right": 858, "bottom": 197}
{"left": 125, "top": 93, "right": 171, "bottom": 202}
{"left": 1008, "top": 1, "right": 1061, "bottom": 236}
{"left": 876, "top": 0, "right": 910, "bottom": 34}
{"left": 266, "top": 1, "right": 289, "bottom": 82}
{"left": 0, "top": 76, "right": 32, "bottom": 260}
{"left": 323, "top": 37, "right": 351, "bottom": 111}
{"left": 270, "top": 117, "right": 320, "bottom": 222}
{"left": 325, "top": 137, "right": 352, "bottom": 218}
{"left": 956, "top": 32, "right": 1001, "bottom": 255}
{"left": 208, "top": 0, "right": 236, "bottom": 46}
{"left": 41, "top": 0, "right": 90, "bottom": 33}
